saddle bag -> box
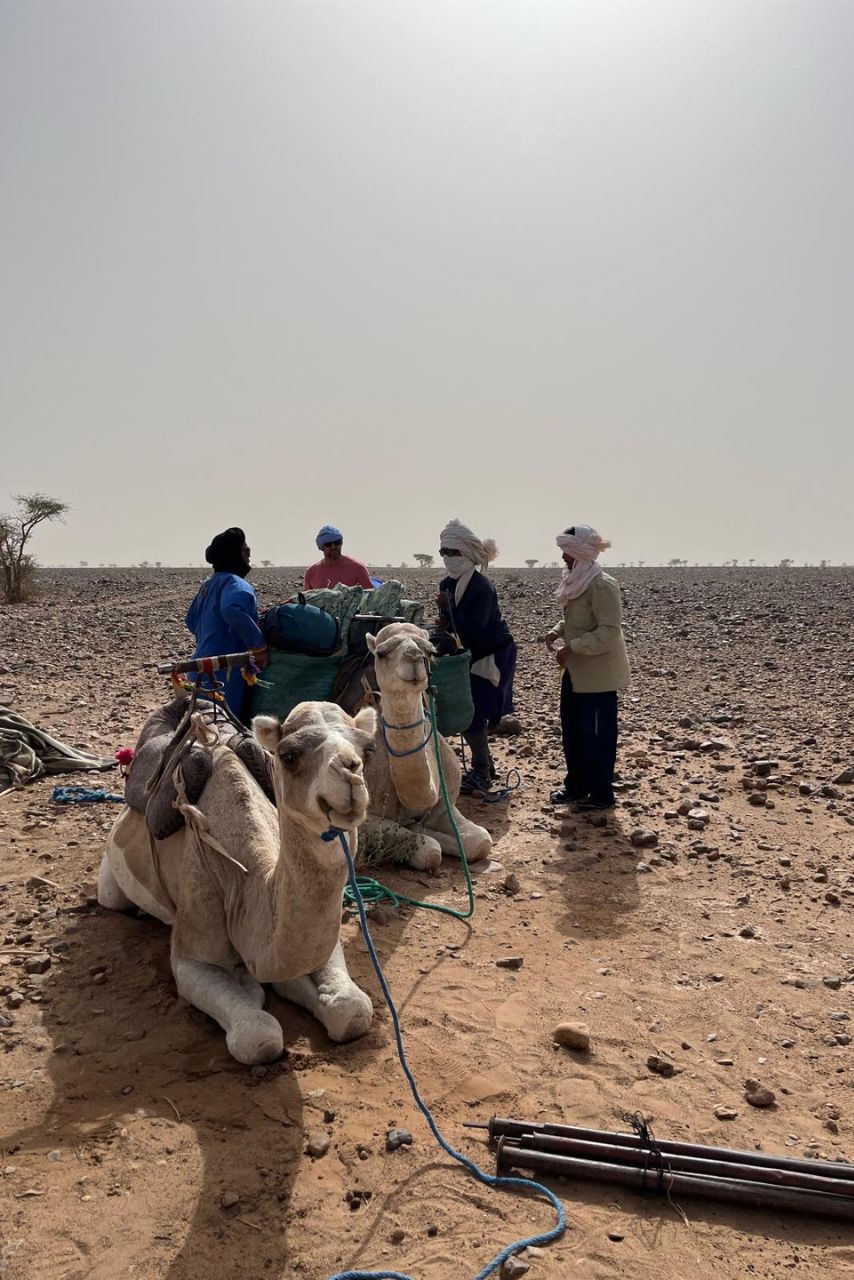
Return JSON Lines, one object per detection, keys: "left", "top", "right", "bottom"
{"left": 262, "top": 594, "right": 341, "bottom": 657}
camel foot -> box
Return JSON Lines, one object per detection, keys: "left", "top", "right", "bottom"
{"left": 97, "top": 852, "right": 134, "bottom": 912}
{"left": 275, "top": 969, "right": 373, "bottom": 1043}
{"left": 407, "top": 835, "right": 443, "bottom": 872}
{"left": 226, "top": 1011, "right": 285, "bottom": 1065}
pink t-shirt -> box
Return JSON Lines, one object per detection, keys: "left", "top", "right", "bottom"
{"left": 303, "top": 555, "right": 374, "bottom": 590}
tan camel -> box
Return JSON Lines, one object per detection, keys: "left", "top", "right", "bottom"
{"left": 361, "top": 623, "right": 492, "bottom": 871}
{"left": 98, "top": 701, "right": 378, "bottom": 1065}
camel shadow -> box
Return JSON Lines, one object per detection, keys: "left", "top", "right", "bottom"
{"left": 1, "top": 886, "right": 393, "bottom": 1280}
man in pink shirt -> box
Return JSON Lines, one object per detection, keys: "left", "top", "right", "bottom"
{"left": 303, "top": 525, "right": 374, "bottom": 590}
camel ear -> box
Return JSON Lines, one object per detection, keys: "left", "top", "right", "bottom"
{"left": 354, "top": 706, "right": 377, "bottom": 736}
{"left": 252, "top": 715, "right": 282, "bottom": 752}
{"left": 366, "top": 632, "right": 378, "bottom": 654}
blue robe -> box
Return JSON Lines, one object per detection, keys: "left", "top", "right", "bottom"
{"left": 439, "top": 572, "right": 517, "bottom": 731}
{"left": 185, "top": 573, "right": 265, "bottom": 717}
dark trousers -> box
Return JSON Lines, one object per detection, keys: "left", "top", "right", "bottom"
{"left": 560, "top": 672, "right": 618, "bottom": 805}
{"left": 463, "top": 725, "right": 493, "bottom": 779}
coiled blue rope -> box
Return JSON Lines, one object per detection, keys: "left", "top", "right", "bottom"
{"left": 322, "top": 827, "right": 566, "bottom": 1280}
{"left": 51, "top": 784, "right": 125, "bottom": 804}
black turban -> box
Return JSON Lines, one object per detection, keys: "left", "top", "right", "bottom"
{"left": 205, "top": 527, "right": 248, "bottom": 576}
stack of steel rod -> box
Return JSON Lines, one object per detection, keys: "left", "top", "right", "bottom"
{"left": 467, "top": 1116, "right": 854, "bottom": 1221}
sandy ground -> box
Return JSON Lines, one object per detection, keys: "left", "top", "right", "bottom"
{"left": 1, "top": 566, "right": 852, "bottom": 1280}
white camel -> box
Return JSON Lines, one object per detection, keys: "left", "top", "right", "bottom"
{"left": 361, "top": 622, "right": 492, "bottom": 872}
{"left": 98, "top": 701, "right": 378, "bottom": 1065}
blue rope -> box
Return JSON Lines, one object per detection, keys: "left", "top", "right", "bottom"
{"left": 322, "top": 827, "right": 566, "bottom": 1280}
{"left": 379, "top": 714, "right": 434, "bottom": 758}
{"left": 51, "top": 784, "right": 125, "bottom": 804}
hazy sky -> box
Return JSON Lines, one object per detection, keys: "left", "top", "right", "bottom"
{"left": 2, "top": 1, "right": 852, "bottom": 568}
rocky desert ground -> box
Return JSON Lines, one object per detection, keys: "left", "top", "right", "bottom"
{"left": 1, "top": 565, "right": 852, "bottom": 1280}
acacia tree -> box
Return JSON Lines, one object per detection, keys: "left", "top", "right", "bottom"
{"left": 0, "top": 493, "right": 68, "bottom": 603}
{"left": 413, "top": 553, "right": 434, "bottom": 568}
{"left": 525, "top": 559, "right": 539, "bottom": 568}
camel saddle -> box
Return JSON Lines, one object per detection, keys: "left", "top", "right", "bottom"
{"left": 124, "top": 697, "right": 275, "bottom": 840}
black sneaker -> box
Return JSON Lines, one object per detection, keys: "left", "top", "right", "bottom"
{"left": 460, "top": 770, "right": 492, "bottom": 796}
{"left": 550, "top": 787, "right": 585, "bottom": 805}
{"left": 573, "top": 796, "right": 615, "bottom": 812}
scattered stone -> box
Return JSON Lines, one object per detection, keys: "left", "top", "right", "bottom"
{"left": 500, "top": 1257, "right": 530, "bottom": 1280}
{"left": 220, "top": 1191, "right": 241, "bottom": 1209}
{"left": 386, "top": 1128, "right": 413, "bottom": 1152}
{"left": 823, "top": 976, "right": 842, "bottom": 990}
{"left": 748, "top": 793, "right": 767, "bottom": 807}
{"left": 553, "top": 1022, "right": 591, "bottom": 1052}
{"left": 647, "top": 1055, "right": 678, "bottom": 1078}
{"left": 832, "top": 767, "right": 854, "bottom": 784}
{"left": 23, "top": 954, "right": 51, "bottom": 975}
{"left": 630, "top": 830, "right": 658, "bottom": 848}
{"left": 714, "top": 1106, "right": 738, "bottom": 1120}
{"left": 824, "top": 891, "right": 841, "bottom": 906}
{"left": 636, "top": 862, "right": 652, "bottom": 874}
{"left": 503, "top": 873, "right": 520, "bottom": 895}
{"left": 608, "top": 1231, "right": 625, "bottom": 1242}
{"left": 390, "top": 1228, "right": 406, "bottom": 1244}
{"left": 745, "top": 1079, "right": 776, "bottom": 1108}
{"left": 739, "top": 925, "right": 756, "bottom": 939}
{"left": 306, "top": 1131, "right": 330, "bottom": 1158}
{"left": 496, "top": 956, "right": 524, "bottom": 970}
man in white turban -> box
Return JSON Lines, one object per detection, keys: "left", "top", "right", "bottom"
{"left": 540, "top": 524, "right": 630, "bottom": 811}
{"left": 437, "top": 519, "right": 516, "bottom": 793}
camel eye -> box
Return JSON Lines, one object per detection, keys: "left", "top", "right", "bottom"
{"left": 279, "top": 748, "right": 300, "bottom": 767}
{"left": 363, "top": 742, "right": 376, "bottom": 757}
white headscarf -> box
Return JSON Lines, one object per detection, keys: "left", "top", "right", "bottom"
{"left": 555, "top": 524, "right": 611, "bottom": 605}
{"left": 439, "top": 519, "right": 498, "bottom": 604}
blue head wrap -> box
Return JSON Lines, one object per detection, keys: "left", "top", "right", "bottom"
{"left": 316, "top": 524, "right": 343, "bottom": 549}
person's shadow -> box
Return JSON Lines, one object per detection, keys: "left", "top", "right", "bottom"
{"left": 552, "top": 808, "right": 641, "bottom": 941}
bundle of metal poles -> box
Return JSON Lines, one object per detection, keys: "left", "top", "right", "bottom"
{"left": 466, "top": 1116, "right": 854, "bottom": 1222}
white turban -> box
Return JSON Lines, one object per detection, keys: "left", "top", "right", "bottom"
{"left": 439, "top": 519, "right": 498, "bottom": 573}
{"left": 555, "top": 525, "right": 611, "bottom": 604}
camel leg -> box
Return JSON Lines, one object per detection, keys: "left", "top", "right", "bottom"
{"left": 172, "top": 955, "right": 284, "bottom": 1066}
{"left": 274, "top": 941, "right": 373, "bottom": 1043}
{"left": 425, "top": 805, "right": 492, "bottom": 863}
{"left": 361, "top": 817, "right": 443, "bottom": 871}
{"left": 97, "top": 852, "right": 134, "bottom": 912}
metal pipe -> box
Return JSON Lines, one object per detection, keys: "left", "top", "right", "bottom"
{"left": 497, "top": 1144, "right": 854, "bottom": 1222}
{"left": 481, "top": 1117, "right": 854, "bottom": 1183}
{"left": 497, "top": 1135, "right": 854, "bottom": 1199}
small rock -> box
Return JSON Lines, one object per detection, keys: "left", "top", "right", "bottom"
{"left": 306, "top": 1131, "right": 330, "bottom": 1158}
{"left": 503, "top": 873, "right": 520, "bottom": 895}
{"left": 500, "top": 1258, "right": 530, "bottom": 1280}
{"left": 739, "top": 925, "right": 756, "bottom": 939}
{"left": 386, "top": 1128, "right": 413, "bottom": 1152}
{"left": 748, "top": 793, "right": 767, "bottom": 807}
{"left": 825, "top": 891, "right": 841, "bottom": 906}
{"left": 647, "top": 1054, "right": 678, "bottom": 1078}
{"left": 714, "top": 1105, "right": 738, "bottom": 1120}
{"left": 390, "top": 1228, "right": 406, "bottom": 1244}
{"left": 496, "top": 956, "right": 524, "bottom": 970}
{"left": 636, "top": 861, "right": 652, "bottom": 874}
{"left": 220, "top": 1191, "right": 240, "bottom": 1209}
{"left": 630, "top": 829, "right": 658, "bottom": 848}
{"left": 608, "top": 1231, "right": 625, "bottom": 1242}
{"left": 23, "top": 954, "right": 51, "bottom": 975}
{"left": 553, "top": 1021, "right": 590, "bottom": 1051}
{"left": 823, "top": 976, "right": 842, "bottom": 990}
{"left": 832, "top": 767, "right": 854, "bottom": 784}
{"left": 745, "top": 1079, "right": 776, "bottom": 1108}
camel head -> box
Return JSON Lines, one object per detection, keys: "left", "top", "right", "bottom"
{"left": 366, "top": 622, "right": 435, "bottom": 697}
{"left": 253, "top": 702, "right": 377, "bottom": 836}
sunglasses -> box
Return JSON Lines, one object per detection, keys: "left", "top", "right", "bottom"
{"left": 439, "top": 548, "right": 462, "bottom": 557}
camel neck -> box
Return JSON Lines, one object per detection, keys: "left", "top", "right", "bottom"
{"left": 380, "top": 689, "right": 439, "bottom": 812}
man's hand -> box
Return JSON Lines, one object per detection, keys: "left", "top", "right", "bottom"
{"left": 554, "top": 645, "right": 571, "bottom": 668}
{"left": 252, "top": 646, "right": 270, "bottom": 670}
{"left": 539, "top": 633, "right": 558, "bottom": 651}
